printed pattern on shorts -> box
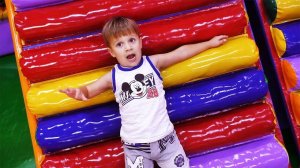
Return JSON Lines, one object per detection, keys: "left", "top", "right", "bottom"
{"left": 126, "top": 156, "right": 144, "bottom": 168}
{"left": 174, "top": 154, "right": 185, "bottom": 167}
{"left": 158, "top": 131, "right": 175, "bottom": 152}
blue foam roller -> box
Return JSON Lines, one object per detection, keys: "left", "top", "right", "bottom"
{"left": 166, "top": 68, "right": 268, "bottom": 122}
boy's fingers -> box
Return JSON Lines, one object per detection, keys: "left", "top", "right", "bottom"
{"left": 218, "top": 35, "right": 228, "bottom": 43}
{"left": 59, "top": 89, "right": 66, "bottom": 93}
{"left": 60, "top": 88, "right": 72, "bottom": 94}
{"left": 216, "top": 35, "right": 228, "bottom": 41}
{"left": 220, "top": 35, "right": 228, "bottom": 38}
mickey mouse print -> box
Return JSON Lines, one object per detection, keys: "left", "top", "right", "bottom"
{"left": 119, "top": 73, "right": 159, "bottom": 106}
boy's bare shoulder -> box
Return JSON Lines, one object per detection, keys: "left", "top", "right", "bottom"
{"left": 148, "top": 54, "right": 160, "bottom": 68}
{"left": 106, "top": 70, "right": 113, "bottom": 80}
{"left": 100, "top": 71, "right": 113, "bottom": 85}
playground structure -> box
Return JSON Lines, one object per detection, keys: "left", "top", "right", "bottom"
{"left": 4, "top": 0, "right": 300, "bottom": 167}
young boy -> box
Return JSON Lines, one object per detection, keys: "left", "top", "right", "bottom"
{"left": 61, "top": 17, "right": 227, "bottom": 168}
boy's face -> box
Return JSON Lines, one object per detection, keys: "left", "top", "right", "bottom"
{"left": 108, "top": 33, "right": 142, "bottom": 68}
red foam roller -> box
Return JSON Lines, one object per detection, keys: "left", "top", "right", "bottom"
{"left": 20, "top": 35, "right": 115, "bottom": 82}
{"left": 42, "top": 139, "right": 125, "bottom": 167}
{"left": 14, "top": 0, "right": 227, "bottom": 42}
{"left": 177, "top": 103, "right": 275, "bottom": 155}
{"left": 20, "top": 1, "right": 247, "bottom": 83}
{"left": 140, "top": 1, "right": 247, "bottom": 54}
{"left": 42, "top": 103, "right": 275, "bottom": 167}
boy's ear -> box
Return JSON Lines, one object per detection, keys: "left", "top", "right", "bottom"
{"left": 108, "top": 48, "right": 116, "bottom": 58}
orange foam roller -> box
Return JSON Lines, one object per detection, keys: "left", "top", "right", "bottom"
{"left": 290, "top": 91, "right": 300, "bottom": 125}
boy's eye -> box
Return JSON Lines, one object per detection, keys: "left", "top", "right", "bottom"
{"left": 116, "top": 42, "right": 123, "bottom": 47}
{"left": 129, "top": 38, "right": 136, "bottom": 43}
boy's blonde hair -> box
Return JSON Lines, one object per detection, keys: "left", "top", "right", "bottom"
{"left": 102, "top": 17, "right": 140, "bottom": 47}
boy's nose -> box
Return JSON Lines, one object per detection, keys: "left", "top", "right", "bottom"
{"left": 125, "top": 43, "right": 132, "bottom": 50}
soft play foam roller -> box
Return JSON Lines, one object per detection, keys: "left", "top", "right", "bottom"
{"left": 282, "top": 55, "right": 300, "bottom": 90}
{"left": 190, "top": 135, "right": 288, "bottom": 167}
{"left": 290, "top": 91, "right": 300, "bottom": 125}
{"left": 264, "top": 0, "right": 300, "bottom": 24}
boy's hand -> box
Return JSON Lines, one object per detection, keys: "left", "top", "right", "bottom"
{"left": 59, "top": 88, "right": 88, "bottom": 101}
{"left": 209, "top": 35, "right": 228, "bottom": 48}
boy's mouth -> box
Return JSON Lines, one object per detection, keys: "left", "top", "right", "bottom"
{"left": 126, "top": 54, "right": 136, "bottom": 60}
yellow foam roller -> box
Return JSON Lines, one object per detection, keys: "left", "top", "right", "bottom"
{"left": 270, "top": 27, "right": 286, "bottom": 57}
{"left": 27, "top": 67, "right": 114, "bottom": 117}
{"left": 290, "top": 91, "right": 300, "bottom": 126}
{"left": 264, "top": 0, "right": 300, "bottom": 24}
{"left": 27, "top": 35, "right": 259, "bottom": 117}
{"left": 162, "top": 36, "right": 259, "bottom": 87}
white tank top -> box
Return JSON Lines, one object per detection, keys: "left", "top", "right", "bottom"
{"left": 112, "top": 56, "right": 174, "bottom": 143}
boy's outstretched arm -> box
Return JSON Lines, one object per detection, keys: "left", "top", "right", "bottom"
{"left": 150, "top": 35, "right": 228, "bottom": 70}
{"left": 60, "top": 71, "right": 112, "bottom": 101}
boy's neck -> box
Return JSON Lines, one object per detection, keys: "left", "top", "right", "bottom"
{"left": 117, "top": 56, "right": 144, "bottom": 71}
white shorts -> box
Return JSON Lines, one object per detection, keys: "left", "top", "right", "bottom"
{"left": 123, "top": 130, "right": 190, "bottom": 168}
